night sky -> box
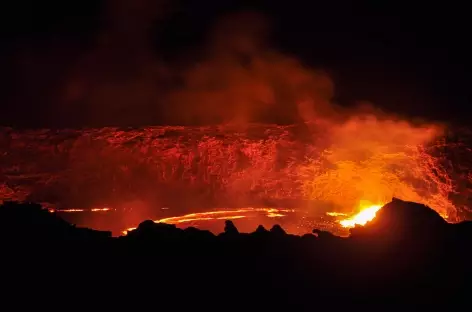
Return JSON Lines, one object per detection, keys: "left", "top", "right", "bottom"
{"left": 1, "top": 0, "right": 470, "bottom": 128}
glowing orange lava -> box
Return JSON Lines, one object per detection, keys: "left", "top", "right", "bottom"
{"left": 48, "top": 207, "right": 114, "bottom": 213}
{"left": 122, "top": 207, "right": 294, "bottom": 235}
{"left": 337, "top": 202, "right": 384, "bottom": 228}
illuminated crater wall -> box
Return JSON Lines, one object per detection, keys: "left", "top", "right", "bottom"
{"left": 1, "top": 122, "right": 471, "bottom": 223}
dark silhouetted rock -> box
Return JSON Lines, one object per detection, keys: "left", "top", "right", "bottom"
{"left": 313, "top": 229, "right": 336, "bottom": 239}
{"left": 183, "top": 226, "right": 215, "bottom": 241}
{"left": 0, "top": 201, "right": 110, "bottom": 241}
{"left": 138, "top": 219, "right": 157, "bottom": 230}
{"left": 1, "top": 199, "right": 472, "bottom": 308}
{"left": 255, "top": 225, "right": 269, "bottom": 234}
{"left": 126, "top": 220, "right": 183, "bottom": 243}
{"left": 350, "top": 198, "right": 448, "bottom": 242}
{"left": 224, "top": 220, "right": 239, "bottom": 235}
{"left": 301, "top": 233, "right": 317, "bottom": 241}
{"left": 270, "top": 224, "right": 286, "bottom": 235}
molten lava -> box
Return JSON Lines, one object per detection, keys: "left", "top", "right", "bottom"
{"left": 47, "top": 207, "right": 113, "bottom": 213}
{"left": 338, "top": 202, "right": 383, "bottom": 228}
{"left": 122, "top": 207, "right": 294, "bottom": 235}
{"left": 121, "top": 204, "right": 386, "bottom": 236}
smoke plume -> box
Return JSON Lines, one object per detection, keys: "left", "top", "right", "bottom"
{"left": 165, "top": 11, "right": 336, "bottom": 125}
{"left": 61, "top": 4, "right": 339, "bottom": 126}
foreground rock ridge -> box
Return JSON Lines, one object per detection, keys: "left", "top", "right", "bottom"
{"left": 1, "top": 199, "right": 471, "bottom": 309}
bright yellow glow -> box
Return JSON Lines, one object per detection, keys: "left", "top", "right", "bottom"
{"left": 338, "top": 201, "right": 383, "bottom": 228}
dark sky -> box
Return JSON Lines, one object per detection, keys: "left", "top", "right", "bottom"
{"left": 0, "top": 0, "right": 470, "bottom": 128}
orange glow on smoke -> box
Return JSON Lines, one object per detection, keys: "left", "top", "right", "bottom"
{"left": 298, "top": 117, "right": 456, "bottom": 220}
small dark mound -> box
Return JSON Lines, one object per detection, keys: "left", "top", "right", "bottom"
{"left": 255, "top": 225, "right": 269, "bottom": 234}
{"left": 313, "top": 228, "right": 336, "bottom": 239}
{"left": 224, "top": 220, "right": 239, "bottom": 235}
{"left": 130, "top": 220, "right": 179, "bottom": 237}
{"left": 270, "top": 224, "right": 286, "bottom": 235}
{"left": 183, "top": 226, "right": 215, "bottom": 240}
{"left": 138, "top": 219, "right": 158, "bottom": 230}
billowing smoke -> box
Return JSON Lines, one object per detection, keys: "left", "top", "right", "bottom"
{"left": 165, "top": 11, "right": 335, "bottom": 126}
{"left": 4, "top": 1, "right": 445, "bottom": 131}
{"left": 60, "top": 3, "right": 336, "bottom": 126}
